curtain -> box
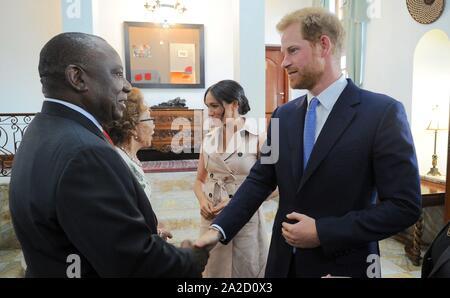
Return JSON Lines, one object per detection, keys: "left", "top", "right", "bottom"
{"left": 342, "top": 0, "right": 370, "bottom": 87}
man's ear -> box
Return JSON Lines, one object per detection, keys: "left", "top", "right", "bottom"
{"left": 318, "top": 35, "right": 333, "bottom": 58}
{"left": 65, "top": 65, "right": 88, "bottom": 92}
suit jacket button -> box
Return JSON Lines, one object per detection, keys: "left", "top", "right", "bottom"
{"left": 210, "top": 173, "right": 214, "bottom": 178}
{"left": 229, "top": 195, "right": 233, "bottom": 199}
{"left": 238, "top": 152, "right": 243, "bottom": 157}
{"left": 209, "top": 193, "right": 213, "bottom": 198}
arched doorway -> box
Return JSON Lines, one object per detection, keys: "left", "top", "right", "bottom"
{"left": 411, "top": 29, "right": 450, "bottom": 180}
{"left": 411, "top": 29, "right": 450, "bottom": 226}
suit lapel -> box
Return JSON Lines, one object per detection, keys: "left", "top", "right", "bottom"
{"left": 287, "top": 96, "right": 307, "bottom": 188}
{"left": 428, "top": 246, "right": 450, "bottom": 277}
{"left": 426, "top": 222, "right": 450, "bottom": 277}
{"left": 298, "top": 80, "right": 361, "bottom": 193}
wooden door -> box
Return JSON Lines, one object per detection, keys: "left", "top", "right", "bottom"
{"left": 266, "top": 46, "right": 289, "bottom": 125}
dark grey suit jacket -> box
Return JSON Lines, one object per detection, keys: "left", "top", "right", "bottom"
{"left": 9, "top": 101, "right": 202, "bottom": 278}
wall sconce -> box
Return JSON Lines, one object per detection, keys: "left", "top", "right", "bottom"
{"left": 144, "top": 0, "right": 187, "bottom": 26}
{"left": 426, "top": 105, "right": 448, "bottom": 176}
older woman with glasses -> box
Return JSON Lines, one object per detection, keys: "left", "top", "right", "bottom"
{"left": 107, "top": 87, "right": 172, "bottom": 241}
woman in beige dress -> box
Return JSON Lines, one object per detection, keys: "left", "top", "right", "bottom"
{"left": 194, "top": 80, "right": 269, "bottom": 278}
{"left": 107, "top": 87, "right": 172, "bottom": 241}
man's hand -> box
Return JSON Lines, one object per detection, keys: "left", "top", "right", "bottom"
{"left": 180, "top": 239, "right": 193, "bottom": 248}
{"left": 179, "top": 239, "right": 209, "bottom": 275}
{"left": 194, "top": 228, "right": 221, "bottom": 251}
{"left": 282, "top": 213, "right": 321, "bottom": 249}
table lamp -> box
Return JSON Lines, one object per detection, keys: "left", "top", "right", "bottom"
{"left": 426, "top": 105, "right": 448, "bottom": 176}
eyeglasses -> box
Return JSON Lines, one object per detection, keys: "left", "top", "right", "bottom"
{"left": 139, "top": 117, "right": 155, "bottom": 123}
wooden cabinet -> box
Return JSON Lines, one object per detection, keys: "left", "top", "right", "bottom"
{"left": 149, "top": 108, "right": 204, "bottom": 153}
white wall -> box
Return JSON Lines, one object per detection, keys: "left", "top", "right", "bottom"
{"left": 364, "top": 0, "right": 450, "bottom": 177}
{"left": 236, "top": 0, "right": 266, "bottom": 120}
{"left": 0, "top": 0, "right": 62, "bottom": 113}
{"left": 265, "top": 0, "right": 313, "bottom": 46}
{"left": 364, "top": 0, "right": 450, "bottom": 121}
{"left": 92, "top": 0, "right": 235, "bottom": 110}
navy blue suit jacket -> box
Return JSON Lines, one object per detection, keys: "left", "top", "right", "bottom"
{"left": 213, "top": 80, "right": 422, "bottom": 278}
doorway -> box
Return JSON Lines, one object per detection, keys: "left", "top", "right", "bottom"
{"left": 265, "top": 46, "right": 289, "bottom": 125}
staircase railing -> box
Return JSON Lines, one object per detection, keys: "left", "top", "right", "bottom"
{"left": 0, "top": 113, "right": 36, "bottom": 177}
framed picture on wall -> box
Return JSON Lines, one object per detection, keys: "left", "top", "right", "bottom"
{"left": 124, "top": 22, "right": 205, "bottom": 89}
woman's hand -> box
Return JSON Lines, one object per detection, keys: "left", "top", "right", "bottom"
{"left": 199, "top": 198, "right": 215, "bottom": 220}
{"left": 157, "top": 228, "right": 173, "bottom": 241}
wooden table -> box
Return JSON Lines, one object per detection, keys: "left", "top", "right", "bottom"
{"left": 399, "top": 179, "right": 446, "bottom": 266}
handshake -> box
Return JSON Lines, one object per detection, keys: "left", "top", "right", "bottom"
{"left": 178, "top": 228, "right": 222, "bottom": 277}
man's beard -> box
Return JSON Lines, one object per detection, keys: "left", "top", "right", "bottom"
{"left": 290, "top": 63, "right": 324, "bottom": 91}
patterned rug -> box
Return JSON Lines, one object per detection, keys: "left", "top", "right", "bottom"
{"left": 142, "top": 159, "right": 199, "bottom": 173}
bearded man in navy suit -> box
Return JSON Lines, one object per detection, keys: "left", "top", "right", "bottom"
{"left": 196, "top": 7, "right": 421, "bottom": 278}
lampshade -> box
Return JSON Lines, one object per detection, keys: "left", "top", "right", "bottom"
{"left": 427, "top": 118, "right": 448, "bottom": 130}
{"left": 426, "top": 105, "right": 449, "bottom": 130}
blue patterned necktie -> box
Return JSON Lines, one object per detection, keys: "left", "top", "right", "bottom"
{"left": 303, "top": 97, "right": 319, "bottom": 169}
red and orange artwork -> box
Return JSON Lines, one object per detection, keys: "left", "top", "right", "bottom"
{"left": 169, "top": 43, "right": 196, "bottom": 84}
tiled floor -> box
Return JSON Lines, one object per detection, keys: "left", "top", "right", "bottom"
{"left": 0, "top": 250, "right": 24, "bottom": 278}
{"left": 380, "top": 238, "right": 422, "bottom": 278}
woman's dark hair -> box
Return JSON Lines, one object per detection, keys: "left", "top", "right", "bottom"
{"left": 204, "top": 80, "right": 251, "bottom": 115}
{"left": 106, "top": 88, "right": 148, "bottom": 145}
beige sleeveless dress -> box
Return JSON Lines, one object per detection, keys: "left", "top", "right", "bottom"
{"left": 200, "top": 119, "right": 269, "bottom": 278}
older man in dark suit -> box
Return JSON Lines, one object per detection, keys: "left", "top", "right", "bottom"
{"left": 196, "top": 8, "right": 422, "bottom": 278}
{"left": 9, "top": 32, "right": 208, "bottom": 278}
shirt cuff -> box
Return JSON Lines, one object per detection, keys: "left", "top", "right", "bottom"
{"left": 210, "top": 224, "right": 226, "bottom": 241}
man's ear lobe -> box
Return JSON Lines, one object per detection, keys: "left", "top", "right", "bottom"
{"left": 65, "top": 65, "right": 88, "bottom": 92}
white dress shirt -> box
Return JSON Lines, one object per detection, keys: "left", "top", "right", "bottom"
{"left": 306, "top": 75, "right": 348, "bottom": 143}
{"left": 44, "top": 98, "right": 103, "bottom": 132}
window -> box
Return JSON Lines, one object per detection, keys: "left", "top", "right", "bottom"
{"left": 330, "top": 0, "right": 345, "bottom": 20}
{"left": 329, "top": 0, "right": 348, "bottom": 77}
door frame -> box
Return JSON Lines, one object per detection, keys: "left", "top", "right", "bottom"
{"left": 265, "top": 45, "right": 290, "bottom": 111}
